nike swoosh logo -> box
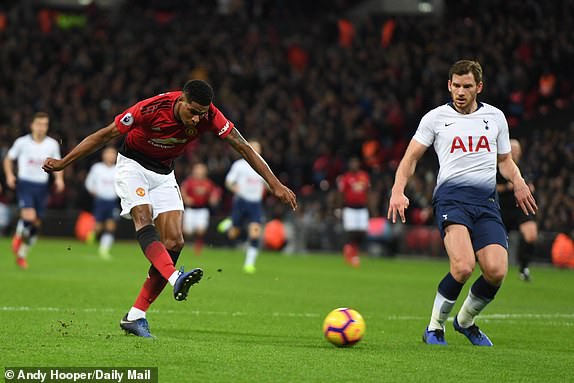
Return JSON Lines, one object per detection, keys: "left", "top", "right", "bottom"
{"left": 445, "top": 122, "right": 455, "bottom": 126}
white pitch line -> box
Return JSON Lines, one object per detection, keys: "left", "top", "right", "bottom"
{"left": 1, "top": 306, "right": 573, "bottom": 322}
{"left": 388, "top": 313, "right": 574, "bottom": 321}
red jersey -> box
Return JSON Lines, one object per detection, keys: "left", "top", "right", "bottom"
{"left": 114, "top": 91, "right": 234, "bottom": 174}
{"left": 337, "top": 170, "right": 370, "bottom": 207}
{"left": 181, "top": 177, "right": 222, "bottom": 208}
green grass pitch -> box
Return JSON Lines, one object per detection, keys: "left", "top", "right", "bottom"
{"left": 1, "top": 238, "right": 573, "bottom": 382}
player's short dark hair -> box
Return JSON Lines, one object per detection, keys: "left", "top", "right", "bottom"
{"left": 449, "top": 60, "right": 483, "bottom": 84}
{"left": 183, "top": 80, "right": 213, "bottom": 106}
{"left": 32, "top": 111, "right": 49, "bottom": 120}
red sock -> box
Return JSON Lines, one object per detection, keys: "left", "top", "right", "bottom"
{"left": 194, "top": 238, "right": 204, "bottom": 256}
{"left": 134, "top": 266, "right": 168, "bottom": 311}
{"left": 351, "top": 243, "right": 359, "bottom": 257}
{"left": 343, "top": 244, "right": 353, "bottom": 261}
{"left": 143, "top": 241, "right": 177, "bottom": 280}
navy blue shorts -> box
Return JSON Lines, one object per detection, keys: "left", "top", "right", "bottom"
{"left": 17, "top": 180, "right": 49, "bottom": 218}
{"left": 93, "top": 197, "right": 119, "bottom": 223}
{"left": 231, "top": 198, "right": 263, "bottom": 227}
{"left": 433, "top": 200, "right": 508, "bottom": 252}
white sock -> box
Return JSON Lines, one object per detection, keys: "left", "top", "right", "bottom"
{"left": 457, "top": 291, "right": 490, "bottom": 328}
{"left": 29, "top": 235, "right": 38, "bottom": 246}
{"left": 18, "top": 244, "right": 29, "bottom": 259}
{"left": 127, "top": 307, "right": 146, "bottom": 321}
{"left": 15, "top": 219, "right": 24, "bottom": 237}
{"left": 168, "top": 270, "right": 180, "bottom": 286}
{"left": 428, "top": 292, "right": 456, "bottom": 331}
{"left": 100, "top": 233, "right": 114, "bottom": 252}
{"left": 244, "top": 246, "right": 258, "bottom": 267}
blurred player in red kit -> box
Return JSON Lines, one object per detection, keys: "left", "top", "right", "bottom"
{"left": 43, "top": 80, "right": 297, "bottom": 338}
{"left": 180, "top": 163, "right": 222, "bottom": 256}
{"left": 337, "top": 157, "right": 371, "bottom": 267}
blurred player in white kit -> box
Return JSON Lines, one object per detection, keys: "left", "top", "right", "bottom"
{"left": 85, "top": 146, "right": 119, "bottom": 259}
{"left": 4, "top": 112, "right": 64, "bottom": 269}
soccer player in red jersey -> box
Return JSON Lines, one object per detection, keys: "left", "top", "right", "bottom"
{"left": 337, "top": 157, "right": 371, "bottom": 267}
{"left": 43, "top": 80, "right": 297, "bottom": 338}
{"left": 180, "top": 163, "right": 222, "bottom": 256}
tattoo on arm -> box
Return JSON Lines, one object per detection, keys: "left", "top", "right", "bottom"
{"left": 225, "top": 128, "right": 278, "bottom": 188}
{"left": 225, "top": 129, "right": 250, "bottom": 157}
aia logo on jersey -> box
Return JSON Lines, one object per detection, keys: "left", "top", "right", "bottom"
{"left": 135, "top": 187, "right": 146, "bottom": 197}
{"left": 121, "top": 113, "right": 134, "bottom": 126}
{"left": 450, "top": 136, "right": 491, "bottom": 153}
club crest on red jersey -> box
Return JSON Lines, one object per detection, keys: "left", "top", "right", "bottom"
{"left": 185, "top": 126, "right": 198, "bottom": 137}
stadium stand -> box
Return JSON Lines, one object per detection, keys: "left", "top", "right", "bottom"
{"left": 0, "top": 0, "right": 572, "bottom": 257}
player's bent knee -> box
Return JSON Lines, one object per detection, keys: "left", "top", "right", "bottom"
{"left": 479, "top": 255, "right": 508, "bottom": 284}
{"left": 451, "top": 266, "right": 474, "bottom": 282}
{"left": 21, "top": 209, "right": 37, "bottom": 222}
{"left": 228, "top": 227, "right": 240, "bottom": 240}
{"left": 523, "top": 230, "right": 538, "bottom": 243}
{"left": 105, "top": 220, "right": 116, "bottom": 232}
{"left": 249, "top": 224, "right": 261, "bottom": 237}
{"left": 483, "top": 267, "right": 507, "bottom": 284}
{"left": 163, "top": 237, "right": 185, "bottom": 252}
{"left": 520, "top": 221, "right": 538, "bottom": 242}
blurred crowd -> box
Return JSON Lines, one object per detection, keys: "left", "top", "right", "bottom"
{"left": 0, "top": 0, "right": 573, "bottom": 233}
{"left": 519, "top": 123, "right": 574, "bottom": 233}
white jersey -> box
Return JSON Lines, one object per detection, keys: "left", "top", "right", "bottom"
{"left": 7, "top": 134, "right": 61, "bottom": 183}
{"left": 413, "top": 102, "right": 511, "bottom": 206}
{"left": 85, "top": 162, "right": 118, "bottom": 200}
{"left": 225, "top": 159, "right": 266, "bottom": 202}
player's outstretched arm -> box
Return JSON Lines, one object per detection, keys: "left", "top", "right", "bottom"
{"left": 497, "top": 153, "right": 538, "bottom": 215}
{"left": 225, "top": 128, "right": 297, "bottom": 211}
{"left": 43, "top": 122, "right": 122, "bottom": 173}
{"left": 388, "top": 139, "right": 428, "bottom": 223}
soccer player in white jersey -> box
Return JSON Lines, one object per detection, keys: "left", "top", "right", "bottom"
{"left": 85, "top": 146, "right": 119, "bottom": 259}
{"left": 224, "top": 140, "right": 266, "bottom": 273}
{"left": 388, "top": 60, "right": 537, "bottom": 346}
{"left": 3, "top": 112, "right": 65, "bottom": 269}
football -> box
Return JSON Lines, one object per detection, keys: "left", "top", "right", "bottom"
{"left": 322, "top": 308, "right": 366, "bottom": 347}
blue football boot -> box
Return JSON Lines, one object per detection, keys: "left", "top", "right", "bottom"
{"left": 173, "top": 267, "right": 203, "bottom": 301}
{"left": 422, "top": 327, "right": 447, "bottom": 345}
{"left": 120, "top": 314, "right": 154, "bottom": 338}
{"left": 453, "top": 315, "right": 493, "bottom": 346}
